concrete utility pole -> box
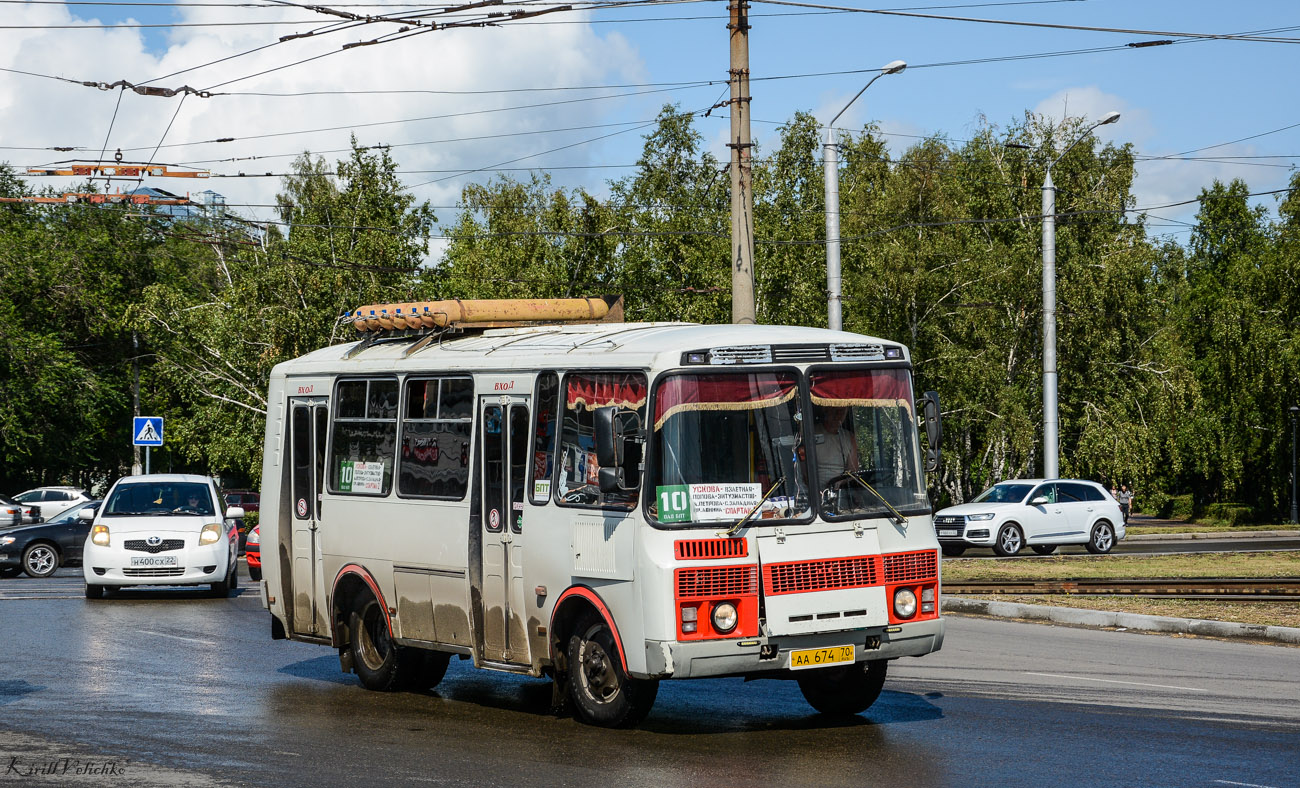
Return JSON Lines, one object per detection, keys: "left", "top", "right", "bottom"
{"left": 728, "top": 0, "right": 756, "bottom": 325}
{"left": 1040, "top": 110, "right": 1120, "bottom": 478}
{"left": 823, "top": 60, "right": 906, "bottom": 331}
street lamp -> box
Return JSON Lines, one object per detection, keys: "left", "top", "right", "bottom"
{"left": 1040, "top": 110, "right": 1120, "bottom": 478}
{"left": 1290, "top": 406, "right": 1298, "bottom": 524}
{"left": 824, "top": 59, "right": 906, "bottom": 331}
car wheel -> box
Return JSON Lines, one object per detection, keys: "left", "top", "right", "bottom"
{"left": 22, "top": 543, "right": 59, "bottom": 578}
{"left": 349, "top": 597, "right": 425, "bottom": 692}
{"left": 209, "top": 560, "right": 234, "bottom": 598}
{"left": 248, "top": 565, "right": 262, "bottom": 582}
{"left": 797, "top": 659, "right": 888, "bottom": 716}
{"left": 85, "top": 583, "right": 105, "bottom": 599}
{"left": 940, "top": 545, "right": 966, "bottom": 557}
{"left": 1030, "top": 544, "right": 1058, "bottom": 556}
{"left": 0, "top": 567, "right": 21, "bottom": 579}
{"left": 1086, "top": 521, "right": 1116, "bottom": 554}
{"left": 567, "top": 612, "right": 659, "bottom": 728}
{"left": 992, "top": 524, "right": 1024, "bottom": 557}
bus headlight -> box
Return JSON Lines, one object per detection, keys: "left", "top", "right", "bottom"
{"left": 199, "top": 523, "right": 222, "bottom": 545}
{"left": 893, "top": 588, "right": 917, "bottom": 619}
{"left": 712, "top": 602, "right": 738, "bottom": 634}
{"left": 91, "top": 524, "right": 110, "bottom": 547}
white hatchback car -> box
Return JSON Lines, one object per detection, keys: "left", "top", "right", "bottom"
{"left": 933, "top": 479, "right": 1125, "bottom": 557}
{"left": 12, "top": 486, "right": 92, "bottom": 522}
{"left": 82, "top": 474, "right": 244, "bottom": 598}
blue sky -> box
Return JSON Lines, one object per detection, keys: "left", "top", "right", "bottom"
{"left": 2, "top": 1, "right": 1296, "bottom": 240}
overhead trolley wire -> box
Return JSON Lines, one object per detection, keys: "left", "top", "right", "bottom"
{"left": 747, "top": 0, "right": 1300, "bottom": 43}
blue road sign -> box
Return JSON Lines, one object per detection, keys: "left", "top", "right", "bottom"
{"left": 133, "top": 416, "right": 164, "bottom": 447}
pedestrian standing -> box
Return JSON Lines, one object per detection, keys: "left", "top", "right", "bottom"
{"left": 1118, "top": 484, "right": 1134, "bottom": 523}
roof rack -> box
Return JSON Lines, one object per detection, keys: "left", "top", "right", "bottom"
{"left": 340, "top": 296, "right": 624, "bottom": 358}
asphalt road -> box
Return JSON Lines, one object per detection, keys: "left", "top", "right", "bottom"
{"left": 0, "top": 568, "right": 1296, "bottom": 788}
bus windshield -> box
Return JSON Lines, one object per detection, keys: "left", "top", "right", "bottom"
{"left": 649, "top": 371, "right": 811, "bottom": 524}
{"left": 809, "top": 368, "right": 926, "bottom": 519}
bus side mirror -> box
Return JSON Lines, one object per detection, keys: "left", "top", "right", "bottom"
{"left": 599, "top": 467, "right": 625, "bottom": 494}
{"left": 594, "top": 407, "right": 621, "bottom": 468}
{"left": 920, "top": 390, "right": 942, "bottom": 473}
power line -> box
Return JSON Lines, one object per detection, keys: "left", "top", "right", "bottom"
{"left": 748, "top": 0, "right": 1300, "bottom": 43}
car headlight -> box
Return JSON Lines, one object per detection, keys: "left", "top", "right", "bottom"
{"left": 966, "top": 513, "right": 995, "bottom": 521}
{"left": 712, "top": 602, "right": 739, "bottom": 634}
{"left": 0, "top": 535, "right": 14, "bottom": 545}
{"left": 91, "top": 524, "right": 110, "bottom": 547}
{"left": 199, "top": 523, "right": 222, "bottom": 545}
{"left": 893, "top": 587, "right": 918, "bottom": 619}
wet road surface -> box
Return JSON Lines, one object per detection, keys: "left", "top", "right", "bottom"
{"left": 0, "top": 568, "right": 1296, "bottom": 788}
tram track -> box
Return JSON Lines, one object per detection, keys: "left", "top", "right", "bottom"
{"left": 942, "top": 577, "right": 1300, "bottom": 601}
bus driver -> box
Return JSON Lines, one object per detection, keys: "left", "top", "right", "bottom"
{"left": 814, "top": 405, "right": 859, "bottom": 488}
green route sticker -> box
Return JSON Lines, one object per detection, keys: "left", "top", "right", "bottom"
{"left": 657, "top": 485, "right": 691, "bottom": 523}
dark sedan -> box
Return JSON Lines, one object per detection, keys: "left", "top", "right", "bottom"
{"left": 0, "top": 501, "right": 101, "bottom": 578}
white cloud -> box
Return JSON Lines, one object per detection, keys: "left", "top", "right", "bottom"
{"left": 1, "top": 4, "right": 646, "bottom": 244}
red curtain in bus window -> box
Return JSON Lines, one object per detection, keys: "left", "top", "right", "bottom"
{"left": 565, "top": 373, "right": 648, "bottom": 411}
{"left": 809, "top": 369, "right": 914, "bottom": 410}
{"left": 653, "top": 373, "right": 798, "bottom": 431}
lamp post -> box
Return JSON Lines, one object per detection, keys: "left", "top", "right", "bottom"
{"left": 1040, "top": 110, "right": 1120, "bottom": 478}
{"left": 1290, "top": 406, "right": 1298, "bottom": 524}
{"left": 824, "top": 59, "right": 905, "bottom": 332}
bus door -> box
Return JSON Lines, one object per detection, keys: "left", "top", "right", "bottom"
{"left": 289, "top": 397, "right": 329, "bottom": 636}
{"left": 476, "top": 395, "right": 532, "bottom": 665}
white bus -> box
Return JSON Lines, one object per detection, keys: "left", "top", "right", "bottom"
{"left": 259, "top": 297, "right": 945, "bottom": 727}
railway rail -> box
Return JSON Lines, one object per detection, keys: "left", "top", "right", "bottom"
{"left": 942, "top": 578, "right": 1300, "bottom": 600}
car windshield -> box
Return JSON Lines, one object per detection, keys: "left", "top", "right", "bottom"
{"left": 809, "top": 368, "right": 927, "bottom": 519}
{"left": 13, "top": 491, "right": 39, "bottom": 503}
{"left": 649, "top": 371, "right": 812, "bottom": 524}
{"left": 973, "top": 483, "right": 1034, "bottom": 503}
{"left": 104, "top": 482, "right": 215, "bottom": 516}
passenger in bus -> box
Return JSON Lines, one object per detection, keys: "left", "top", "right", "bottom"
{"left": 814, "top": 406, "right": 859, "bottom": 488}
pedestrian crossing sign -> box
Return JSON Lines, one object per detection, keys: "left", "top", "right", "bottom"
{"left": 133, "top": 416, "right": 164, "bottom": 447}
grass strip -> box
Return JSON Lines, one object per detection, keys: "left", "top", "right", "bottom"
{"left": 956, "top": 594, "right": 1300, "bottom": 630}
{"left": 942, "top": 551, "right": 1300, "bottom": 582}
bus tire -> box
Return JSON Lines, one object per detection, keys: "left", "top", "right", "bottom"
{"left": 349, "top": 598, "right": 424, "bottom": 692}
{"left": 567, "top": 612, "right": 658, "bottom": 728}
{"left": 797, "top": 659, "right": 888, "bottom": 716}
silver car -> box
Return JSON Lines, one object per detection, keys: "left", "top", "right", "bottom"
{"left": 933, "top": 479, "right": 1125, "bottom": 557}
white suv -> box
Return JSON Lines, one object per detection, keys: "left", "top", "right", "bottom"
{"left": 12, "top": 486, "right": 91, "bottom": 522}
{"left": 82, "top": 474, "right": 244, "bottom": 598}
{"left": 933, "top": 479, "right": 1125, "bottom": 557}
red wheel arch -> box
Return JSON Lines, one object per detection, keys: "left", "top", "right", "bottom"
{"left": 551, "top": 585, "right": 628, "bottom": 672}
{"left": 332, "top": 563, "right": 391, "bottom": 645}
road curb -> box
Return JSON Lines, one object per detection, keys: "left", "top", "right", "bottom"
{"left": 941, "top": 596, "right": 1300, "bottom": 645}
{"left": 1125, "top": 529, "right": 1300, "bottom": 541}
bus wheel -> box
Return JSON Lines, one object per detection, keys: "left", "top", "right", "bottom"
{"left": 797, "top": 660, "right": 888, "bottom": 716}
{"left": 349, "top": 598, "right": 425, "bottom": 691}
{"left": 567, "top": 612, "right": 658, "bottom": 728}
{"left": 412, "top": 651, "right": 451, "bottom": 690}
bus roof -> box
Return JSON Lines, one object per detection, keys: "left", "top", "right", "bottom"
{"left": 272, "top": 321, "right": 911, "bottom": 378}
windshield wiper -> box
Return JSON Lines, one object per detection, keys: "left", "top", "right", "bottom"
{"left": 842, "top": 472, "right": 907, "bottom": 526}
{"left": 719, "top": 476, "right": 786, "bottom": 537}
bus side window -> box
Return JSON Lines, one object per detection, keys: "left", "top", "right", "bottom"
{"left": 556, "top": 372, "right": 647, "bottom": 510}
{"left": 398, "top": 377, "right": 473, "bottom": 499}
{"left": 329, "top": 378, "right": 398, "bottom": 496}
{"left": 529, "top": 372, "right": 559, "bottom": 505}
